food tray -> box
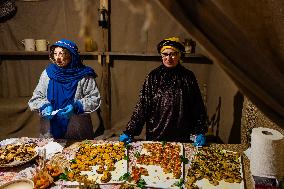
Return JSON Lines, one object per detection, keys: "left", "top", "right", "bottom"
{"left": 185, "top": 147, "right": 245, "bottom": 189}
{"left": 0, "top": 144, "right": 38, "bottom": 168}
{"left": 130, "top": 141, "right": 184, "bottom": 189}
{"left": 70, "top": 141, "right": 128, "bottom": 184}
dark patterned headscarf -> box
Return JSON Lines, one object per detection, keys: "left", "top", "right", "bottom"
{"left": 157, "top": 37, "right": 185, "bottom": 53}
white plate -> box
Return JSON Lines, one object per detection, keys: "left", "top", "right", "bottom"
{"left": 35, "top": 141, "right": 64, "bottom": 160}
{"left": 0, "top": 138, "right": 18, "bottom": 146}
{"left": 0, "top": 179, "right": 34, "bottom": 189}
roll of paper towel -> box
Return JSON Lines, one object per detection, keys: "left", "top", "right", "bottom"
{"left": 250, "top": 127, "right": 284, "bottom": 179}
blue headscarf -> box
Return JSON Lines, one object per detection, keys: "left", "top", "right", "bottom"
{"left": 46, "top": 39, "right": 96, "bottom": 138}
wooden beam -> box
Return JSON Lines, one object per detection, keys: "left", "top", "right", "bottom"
{"left": 99, "top": 0, "right": 111, "bottom": 130}
{"left": 101, "top": 53, "right": 111, "bottom": 130}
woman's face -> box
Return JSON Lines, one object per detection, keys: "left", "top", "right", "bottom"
{"left": 161, "top": 48, "right": 180, "bottom": 68}
{"left": 53, "top": 47, "right": 71, "bottom": 68}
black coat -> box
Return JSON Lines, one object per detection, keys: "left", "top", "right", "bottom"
{"left": 125, "top": 63, "right": 207, "bottom": 142}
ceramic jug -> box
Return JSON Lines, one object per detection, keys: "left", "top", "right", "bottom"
{"left": 35, "top": 39, "right": 49, "bottom": 51}
{"left": 21, "top": 39, "right": 35, "bottom": 51}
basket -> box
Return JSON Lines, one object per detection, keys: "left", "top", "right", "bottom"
{"left": 0, "top": 0, "right": 17, "bottom": 22}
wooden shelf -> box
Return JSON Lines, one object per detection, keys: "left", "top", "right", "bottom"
{"left": 107, "top": 51, "right": 212, "bottom": 64}
{"left": 0, "top": 51, "right": 212, "bottom": 64}
{"left": 0, "top": 51, "right": 99, "bottom": 56}
{"left": 0, "top": 51, "right": 100, "bottom": 60}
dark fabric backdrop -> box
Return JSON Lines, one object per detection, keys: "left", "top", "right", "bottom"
{"left": 158, "top": 0, "right": 284, "bottom": 128}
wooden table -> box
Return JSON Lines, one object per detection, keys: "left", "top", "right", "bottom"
{"left": 0, "top": 138, "right": 252, "bottom": 189}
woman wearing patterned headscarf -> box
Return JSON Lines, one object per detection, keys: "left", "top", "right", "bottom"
{"left": 29, "top": 39, "right": 101, "bottom": 139}
{"left": 120, "top": 37, "right": 207, "bottom": 145}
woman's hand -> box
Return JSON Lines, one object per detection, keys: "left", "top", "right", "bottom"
{"left": 41, "top": 105, "right": 54, "bottom": 120}
{"left": 58, "top": 104, "right": 74, "bottom": 119}
{"left": 119, "top": 133, "right": 132, "bottom": 145}
{"left": 193, "top": 134, "right": 206, "bottom": 147}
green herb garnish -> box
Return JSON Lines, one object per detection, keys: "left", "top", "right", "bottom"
{"left": 173, "top": 178, "right": 184, "bottom": 188}
{"left": 83, "top": 140, "right": 92, "bottom": 144}
{"left": 59, "top": 172, "right": 68, "bottom": 180}
{"left": 59, "top": 168, "right": 69, "bottom": 181}
{"left": 137, "top": 178, "right": 146, "bottom": 189}
{"left": 180, "top": 155, "right": 189, "bottom": 164}
{"left": 161, "top": 141, "right": 167, "bottom": 147}
{"left": 119, "top": 172, "right": 131, "bottom": 181}
{"left": 134, "top": 151, "right": 140, "bottom": 158}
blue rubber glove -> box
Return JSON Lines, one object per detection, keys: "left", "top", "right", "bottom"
{"left": 41, "top": 105, "right": 54, "bottom": 120}
{"left": 58, "top": 104, "right": 74, "bottom": 119}
{"left": 119, "top": 133, "right": 132, "bottom": 145}
{"left": 194, "top": 134, "right": 206, "bottom": 147}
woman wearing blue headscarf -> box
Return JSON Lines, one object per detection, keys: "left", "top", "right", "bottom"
{"left": 29, "top": 39, "right": 101, "bottom": 139}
